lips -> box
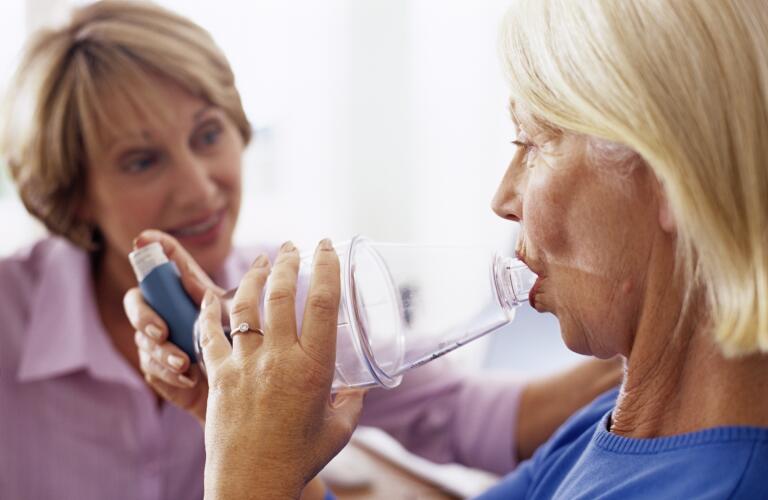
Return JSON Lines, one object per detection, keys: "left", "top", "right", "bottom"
{"left": 528, "top": 278, "right": 541, "bottom": 309}
{"left": 167, "top": 207, "right": 227, "bottom": 244}
{"left": 515, "top": 250, "right": 543, "bottom": 310}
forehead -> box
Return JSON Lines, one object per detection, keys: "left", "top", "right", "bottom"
{"left": 86, "top": 76, "right": 210, "bottom": 154}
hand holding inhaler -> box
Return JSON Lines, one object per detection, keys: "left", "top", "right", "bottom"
{"left": 124, "top": 230, "right": 223, "bottom": 422}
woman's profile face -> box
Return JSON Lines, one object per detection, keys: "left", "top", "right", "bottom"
{"left": 81, "top": 77, "right": 243, "bottom": 275}
{"left": 492, "top": 103, "right": 666, "bottom": 358}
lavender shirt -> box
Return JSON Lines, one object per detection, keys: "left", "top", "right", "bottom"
{"left": 0, "top": 237, "right": 523, "bottom": 499}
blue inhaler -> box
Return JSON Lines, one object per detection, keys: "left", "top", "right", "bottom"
{"left": 128, "top": 242, "right": 199, "bottom": 361}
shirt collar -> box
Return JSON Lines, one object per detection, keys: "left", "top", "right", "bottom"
{"left": 17, "top": 238, "right": 140, "bottom": 388}
{"left": 16, "top": 239, "right": 275, "bottom": 385}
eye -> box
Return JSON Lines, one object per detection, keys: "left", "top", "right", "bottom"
{"left": 120, "top": 151, "right": 160, "bottom": 174}
{"left": 511, "top": 137, "right": 538, "bottom": 168}
{"left": 192, "top": 120, "right": 223, "bottom": 150}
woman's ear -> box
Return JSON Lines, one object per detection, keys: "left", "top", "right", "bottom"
{"left": 657, "top": 184, "right": 677, "bottom": 235}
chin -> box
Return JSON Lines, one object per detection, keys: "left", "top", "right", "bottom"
{"left": 198, "top": 241, "right": 233, "bottom": 276}
{"left": 558, "top": 324, "right": 594, "bottom": 357}
{"left": 178, "top": 213, "right": 236, "bottom": 274}
{"left": 184, "top": 229, "right": 234, "bottom": 275}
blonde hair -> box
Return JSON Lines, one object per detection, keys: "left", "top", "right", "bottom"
{"left": 501, "top": 0, "right": 768, "bottom": 355}
{"left": 0, "top": 0, "right": 251, "bottom": 249}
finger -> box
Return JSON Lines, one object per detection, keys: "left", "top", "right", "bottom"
{"left": 145, "top": 370, "right": 202, "bottom": 405}
{"left": 145, "top": 374, "right": 179, "bottom": 402}
{"left": 138, "top": 348, "right": 197, "bottom": 388}
{"left": 124, "top": 287, "right": 168, "bottom": 342}
{"left": 134, "top": 230, "right": 225, "bottom": 303}
{"left": 300, "top": 239, "right": 340, "bottom": 367}
{"left": 134, "top": 330, "right": 191, "bottom": 374}
{"left": 264, "top": 241, "right": 300, "bottom": 349}
{"left": 198, "top": 290, "right": 231, "bottom": 374}
{"left": 228, "top": 254, "right": 270, "bottom": 355}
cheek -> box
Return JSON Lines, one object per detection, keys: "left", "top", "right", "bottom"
{"left": 523, "top": 174, "right": 574, "bottom": 259}
{"left": 85, "top": 172, "right": 168, "bottom": 242}
{"left": 524, "top": 171, "right": 631, "bottom": 280}
{"left": 522, "top": 168, "right": 651, "bottom": 357}
{"left": 216, "top": 140, "right": 244, "bottom": 199}
{"left": 221, "top": 150, "right": 242, "bottom": 186}
{"left": 98, "top": 191, "right": 168, "bottom": 247}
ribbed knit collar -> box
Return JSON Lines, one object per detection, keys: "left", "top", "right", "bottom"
{"left": 593, "top": 410, "right": 768, "bottom": 454}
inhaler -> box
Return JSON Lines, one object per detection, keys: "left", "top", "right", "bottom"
{"left": 129, "top": 242, "right": 199, "bottom": 360}
{"left": 128, "top": 237, "right": 537, "bottom": 392}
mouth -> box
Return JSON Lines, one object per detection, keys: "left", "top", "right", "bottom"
{"left": 528, "top": 277, "right": 542, "bottom": 309}
{"left": 515, "top": 250, "right": 544, "bottom": 310}
{"left": 167, "top": 207, "right": 228, "bottom": 245}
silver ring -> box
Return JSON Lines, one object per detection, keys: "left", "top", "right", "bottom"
{"left": 231, "top": 322, "right": 265, "bottom": 338}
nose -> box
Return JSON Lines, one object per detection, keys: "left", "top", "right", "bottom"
{"left": 172, "top": 149, "right": 218, "bottom": 207}
{"left": 491, "top": 156, "right": 526, "bottom": 222}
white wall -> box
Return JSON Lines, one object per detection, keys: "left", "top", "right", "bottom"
{"left": 0, "top": 0, "right": 584, "bottom": 374}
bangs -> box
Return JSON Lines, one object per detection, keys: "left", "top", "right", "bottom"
{"left": 70, "top": 42, "right": 180, "bottom": 158}
{"left": 499, "top": 2, "right": 560, "bottom": 124}
{"left": 499, "top": 0, "right": 620, "bottom": 141}
{"left": 508, "top": 98, "right": 563, "bottom": 138}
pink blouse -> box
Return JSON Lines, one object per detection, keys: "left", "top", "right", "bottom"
{"left": 0, "top": 237, "right": 523, "bottom": 499}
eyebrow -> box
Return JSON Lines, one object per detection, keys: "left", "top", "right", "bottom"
{"left": 193, "top": 105, "right": 216, "bottom": 124}
{"left": 104, "top": 130, "right": 152, "bottom": 156}
{"left": 105, "top": 105, "right": 216, "bottom": 153}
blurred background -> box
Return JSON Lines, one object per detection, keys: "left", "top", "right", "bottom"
{"left": 1, "top": 1, "right": 591, "bottom": 496}
{"left": 0, "top": 0, "right": 583, "bottom": 376}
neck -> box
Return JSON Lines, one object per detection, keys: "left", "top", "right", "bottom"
{"left": 612, "top": 276, "right": 768, "bottom": 437}
{"left": 92, "top": 248, "right": 141, "bottom": 366}
{"left": 93, "top": 248, "right": 136, "bottom": 318}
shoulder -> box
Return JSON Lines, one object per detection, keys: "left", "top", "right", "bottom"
{"left": 727, "top": 432, "right": 768, "bottom": 498}
{"left": 0, "top": 237, "right": 79, "bottom": 365}
{"left": 476, "top": 388, "right": 618, "bottom": 499}
{"left": 0, "top": 237, "right": 70, "bottom": 304}
{"left": 543, "top": 386, "right": 619, "bottom": 453}
{"left": 577, "top": 427, "right": 768, "bottom": 499}
{"left": 521, "top": 386, "right": 618, "bottom": 481}
{"left": 0, "top": 238, "right": 50, "bottom": 286}
{"left": 482, "top": 388, "right": 768, "bottom": 499}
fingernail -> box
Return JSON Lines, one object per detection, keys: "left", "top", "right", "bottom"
{"left": 168, "top": 354, "right": 185, "bottom": 370}
{"left": 253, "top": 254, "right": 268, "bottom": 267}
{"left": 178, "top": 374, "right": 196, "bottom": 387}
{"left": 319, "top": 238, "right": 333, "bottom": 250}
{"left": 280, "top": 240, "right": 295, "bottom": 253}
{"left": 146, "top": 324, "right": 163, "bottom": 340}
{"left": 132, "top": 237, "right": 140, "bottom": 249}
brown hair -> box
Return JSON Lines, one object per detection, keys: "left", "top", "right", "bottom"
{"left": 0, "top": 0, "right": 251, "bottom": 248}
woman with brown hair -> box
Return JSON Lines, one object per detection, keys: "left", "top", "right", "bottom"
{"left": 0, "top": 1, "right": 620, "bottom": 499}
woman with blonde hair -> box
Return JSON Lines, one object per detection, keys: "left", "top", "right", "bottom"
{"left": 187, "top": 0, "right": 768, "bottom": 498}
{"left": 0, "top": 1, "right": 621, "bottom": 498}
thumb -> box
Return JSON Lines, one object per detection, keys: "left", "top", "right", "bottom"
{"left": 134, "top": 230, "right": 224, "bottom": 303}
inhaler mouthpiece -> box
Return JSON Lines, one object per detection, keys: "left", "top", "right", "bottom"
{"left": 128, "top": 242, "right": 169, "bottom": 282}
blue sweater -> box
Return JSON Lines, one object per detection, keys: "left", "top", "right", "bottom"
{"left": 477, "top": 388, "right": 768, "bottom": 499}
